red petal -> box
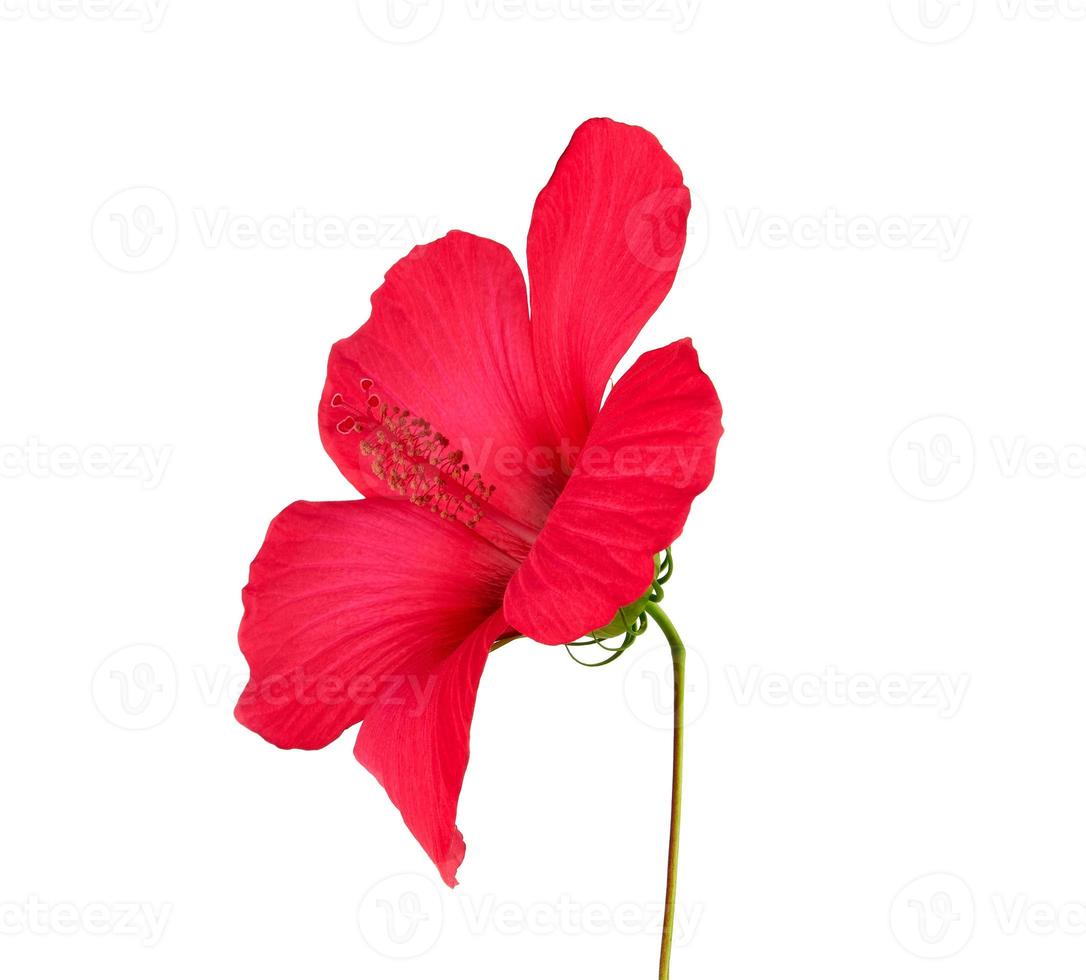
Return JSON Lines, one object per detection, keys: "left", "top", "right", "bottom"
{"left": 528, "top": 118, "right": 690, "bottom": 444}
{"left": 503, "top": 340, "right": 722, "bottom": 645}
{"left": 354, "top": 609, "right": 509, "bottom": 887}
{"left": 236, "top": 498, "right": 515, "bottom": 750}
{"left": 320, "top": 232, "right": 560, "bottom": 530}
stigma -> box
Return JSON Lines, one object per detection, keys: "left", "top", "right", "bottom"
{"left": 330, "top": 378, "right": 494, "bottom": 529}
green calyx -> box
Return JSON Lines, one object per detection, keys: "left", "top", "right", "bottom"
{"left": 565, "top": 548, "right": 674, "bottom": 667}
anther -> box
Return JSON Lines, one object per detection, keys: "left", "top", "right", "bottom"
{"left": 329, "top": 378, "right": 492, "bottom": 530}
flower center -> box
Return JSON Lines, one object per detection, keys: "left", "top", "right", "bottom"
{"left": 331, "top": 378, "right": 494, "bottom": 529}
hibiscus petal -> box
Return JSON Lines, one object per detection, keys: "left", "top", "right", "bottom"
{"left": 355, "top": 609, "right": 508, "bottom": 887}
{"left": 236, "top": 498, "right": 516, "bottom": 750}
{"left": 320, "top": 231, "right": 560, "bottom": 530}
{"left": 503, "top": 340, "right": 722, "bottom": 645}
{"left": 528, "top": 118, "right": 691, "bottom": 444}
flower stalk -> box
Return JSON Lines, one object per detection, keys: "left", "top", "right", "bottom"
{"left": 645, "top": 601, "right": 685, "bottom": 980}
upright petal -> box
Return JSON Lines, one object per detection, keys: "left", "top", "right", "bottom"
{"left": 320, "top": 232, "right": 561, "bottom": 530}
{"left": 355, "top": 610, "right": 509, "bottom": 887}
{"left": 528, "top": 118, "right": 690, "bottom": 443}
{"left": 236, "top": 498, "right": 516, "bottom": 750}
{"left": 504, "top": 340, "right": 722, "bottom": 645}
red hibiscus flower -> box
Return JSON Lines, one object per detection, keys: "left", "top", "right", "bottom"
{"left": 235, "top": 118, "right": 723, "bottom": 892}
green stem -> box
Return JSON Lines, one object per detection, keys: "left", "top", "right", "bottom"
{"left": 645, "top": 601, "right": 685, "bottom": 980}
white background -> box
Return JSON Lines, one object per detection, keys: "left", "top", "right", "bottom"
{"left": 2, "top": 1, "right": 1085, "bottom": 977}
